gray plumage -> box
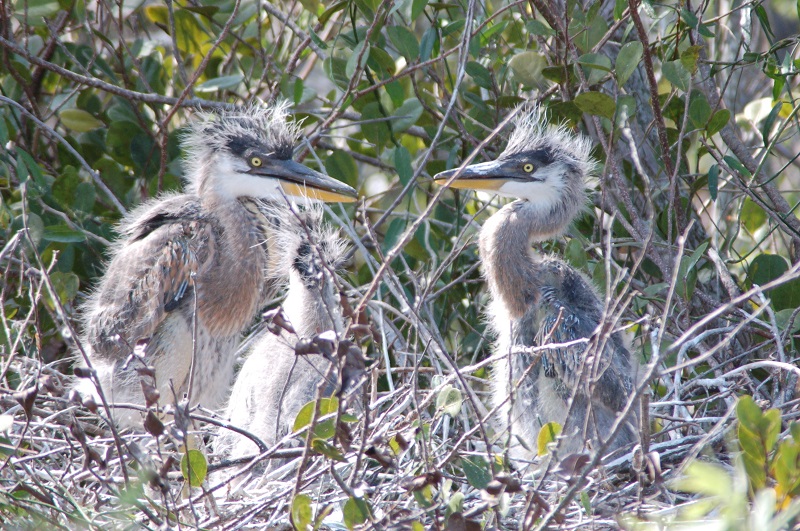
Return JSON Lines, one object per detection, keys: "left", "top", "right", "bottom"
{"left": 75, "top": 104, "right": 356, "bottom": 428}
{"left": 216, "top": 205, "right": 358, "bottom": 465}
{"left": 435, "top": 106, "right": 639, "bottom": 461}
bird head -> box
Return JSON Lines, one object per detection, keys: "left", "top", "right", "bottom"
{"left": 434, "top": 106, "right": 594, "bottom": 206}
{"left": 182, "top": 103, "right": 357, "bottom": 203}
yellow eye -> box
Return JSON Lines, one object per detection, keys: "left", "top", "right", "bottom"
{"left": 523, "top": 163, "right": 534, "bottom": 173}
{"left": 250, "top": 156, "right": 262, "bottom": 167}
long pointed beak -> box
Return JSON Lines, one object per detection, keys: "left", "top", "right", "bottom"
{"left": 433, "top": 160, "right": 510, "bottom": 191}
{"left": 254, "top": 159, "right": 358, "bottom": 203}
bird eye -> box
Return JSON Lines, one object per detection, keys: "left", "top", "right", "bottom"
{"left": 250, "top": 156, "right": 262, "bottom": 167}
{"left": 523, "top": 163, "right": 534, "bottom": 173}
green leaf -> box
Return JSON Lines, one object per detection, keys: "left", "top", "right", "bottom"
{"left": 43, "top": 225, "right": 86, "bottom": 243}
{"left": 706, "top": 109, "right": 730, "bottom": 137}
{"left": 707, "top": 164, "right": 719, "bottom": 201}
{"left": 724, "top": 155, "right": 751, "bottom": 178}
{"left": 736, "top": 395, "right": 763, "bottom": 433}
{"left": 435, "top": 385, "right": 462, "bottom": 417}
{"left": 446, "top": 491, "right": 464, "bottom": 518}
{"left": 387, "top": 26, "right": 419, "bottom": 62}
{"left": 346, "top": 41, "right": 370, "bottom": 79}
{"left": 361, "top": 102, "right": 392, "bottom": 149}
{"left": 580, "top": 490, "right": 592, "bottom": 516}
{"left": 542, "top": 65, "right": 573, "bottom": 84}
{"left": 747, "top": 254, "right": 800, "bottom": 310}
{"left": 325, "top": 150, "right": 358, "bottom": 187}
{"left": 411, "top": 0, "right": 428, "bottom": 20}
{"left": 672, "top": 461, "right": 733, "bottom": 498}
{"left": 293, "top": 397, "right": 339, "bottom": 440}
{"left": 680, "top": 45, "right": 703, "bottom": 73}
{"left": 343, "top": 496, "right": 369, "bottom": 530}
{"left": 564, "top": 239, "right": 587, "bottom": 269}
{"left": 741, "top": 198, "right": 766, "bottom": 233}
{"left": 537, "top": 421, "right": 562, "bottom": 456}
{"left": 461, "top": 455, "right": 491, "bottom": 489}
{"left": 13, "top": 0, "right": 59, "bottom": 26}
{"left": 662, "top": 60, "right": 691, "bottom": 92}
{"left": 391, "top": 98, "right": 423, "bottom": 134}
{"left": 180, "top": 449, "right": 207, "bottom": 487}
{"left": 465, "top": 61, "right": 492, "bottom": 89}
{"left": 419, "top": 27, "right": 437, "bottom": 62}
{"left": 382, "top": 217, "right": 406, "bottom": 255}
{"left": 291, "top": 493, "right": 313, "bottom": 531}
{"left": 509, "top": 51, "right": 548, "bottom": 87}
{"left": 573, "top": 92, "right": 616, "bottom": 120}
{"left": 50, "top": 272, "right": 80, "bottom": 304}
{"left": 195, "top": 74, "right": 244, "bottom": 93}
{"left": 526, "top": 19, "right": 555, "bottom": 37}
{"left": 394, "top": 146, "right": 413, "bottom": 185}
{"left": 688, "top": 91, "right": 711, "bottom": 129}
{"left": 615, "top": 41, "right": 644, "bottom": 86}
{"left": 762, "top": 409, "right": 781, "bottom": 454}
{"left": 70, "top": 181, "right": 95, "bottom": 214}
{"left": 312, "top": 439, "right": 346, "bottom": 462}
{"left": 749, "top": 254, "right": 789, "bottom": 287}
{"left": 60, "top": 109, "right": 104, "bottom": 132}
{"left": 173, "top": 10, "right": 205, "bottom": 56}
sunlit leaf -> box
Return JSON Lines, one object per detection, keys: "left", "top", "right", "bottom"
{"left": 60, "top": 109, "right": 104, "bottom": 132}
{"left": 343, "top": 496, "right": 370, "bottom": 530}
{"left": 573, "top": 92, "right": 616, "bottom": 120}
{"left": 509, "top": 51, "right": 547, "bottom": 87}
{"left": 537, "top": 421, "right": 562, "bottom": 456}
{"left": 180, "top": 449, "right": 207, "bottom": 487}
{"left": 291, "top": 494, "right": 313, "bottom": 531}
{"left": 435, "top": 385, "right": 462, "bottom": 417}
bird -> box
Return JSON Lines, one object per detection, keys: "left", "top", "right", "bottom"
{"left": 74, "top": 103, "right": 358, "bottom": 428}
{"left": 434, "top": 106, "right": 639, "bottom": 462}
{"left": 215, "top": 204, "right": 363, "bottom": 470}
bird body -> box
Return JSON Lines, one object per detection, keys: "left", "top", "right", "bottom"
{"left": 216, "top": 205, "right": 355, "bottom": 464}
{"left": 75, "top": 105, "right": 357, "bottom": 427}
{"left": 435, "top": 107, "right": 638, "bottom": 461}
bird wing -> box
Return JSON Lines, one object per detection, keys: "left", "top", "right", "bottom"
{"left": 536, "top": 298, "right": 633, "bottom": 414}
{"left": 85, "top": 198, "right": 214, "bottom": 359}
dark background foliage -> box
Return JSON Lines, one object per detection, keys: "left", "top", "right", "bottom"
{"left": 1, "top": 0, "right": 799, "bottom": 528}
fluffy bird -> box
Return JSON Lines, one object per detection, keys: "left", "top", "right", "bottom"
{"left": 75, "top": 104, "right": 357, "bottom": 427}
{"left": 216, "top": 205, "right": 361, "bottom": 468}
{"left": 434, "top": 106, "right": 639, "bottom": 461}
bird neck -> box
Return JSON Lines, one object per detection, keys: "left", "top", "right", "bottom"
{"left": 479, "top": 198, "right": 578, "bottom": 320}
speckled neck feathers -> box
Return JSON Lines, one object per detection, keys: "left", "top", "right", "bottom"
{"left": 479, "top": 195, "right": 583, "bottom": 320}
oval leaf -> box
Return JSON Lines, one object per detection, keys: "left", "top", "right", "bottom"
{"left": 343, "top": 496, "right": 370, "bottom": 529}
{"left": 537, "top": 421, "right": 562, "bottom": 456}
{"left": 436, "top": 385, "right": 463, "bottom": 417}
{"left": 291, "top": 493, "right": 313, "bottom": 531}
{"left": 180, "top": 449, "right": 207, "bottom": 487}
{"left": 386, "top": 26, "right": 419, "bottom": 61}
{"left": 195, "top": 74, "right": 244, "bottom": 93}
{"left": 60, "top": 109, "right": 104, "bottom": 133}
{"left": 509, "top": 51, "right": 548, "bottom": 87}
{"left": 573, "top": 92, "right": 616, "bottom": 120}
{"left": 616, "top": 41, "right": 643, "bottom": 86}
{"left": 293, "top": 397, "right": 339, "bottom": 440}
{"left": 662, "top": 60, "right": 691, "bottom": 92}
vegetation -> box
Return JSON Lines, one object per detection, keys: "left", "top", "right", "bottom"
{"left": 1, "top": 0, "right": 799, "bottom": 528}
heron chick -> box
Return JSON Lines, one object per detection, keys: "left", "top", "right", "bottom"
{"left": 435, "top": 106, "right": 639, "bottom": 461}
{"left": 216, "top": 205, "right": 363, "bottom": 473}
{"left": 75, "top": 104, "right": 357, "bottom": 428}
